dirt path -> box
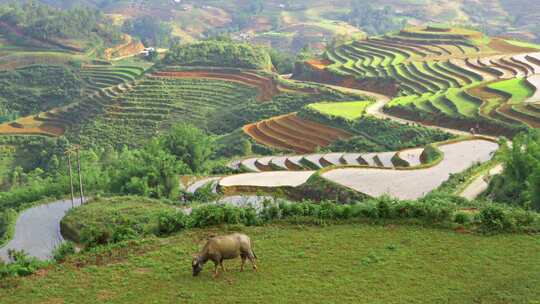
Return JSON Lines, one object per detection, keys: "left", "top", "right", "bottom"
{"left": 459, "top": 164, "right": 504, "bottom": 200}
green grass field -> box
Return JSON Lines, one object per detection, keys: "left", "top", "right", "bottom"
{"left": 488, "top": 78, "right": 534, "bottom": 104}
{"left": 308, "top": 101, "right": 372, "bottom": 120}
{"left": 2, "top": 223, "right": 539, "bottom": 303}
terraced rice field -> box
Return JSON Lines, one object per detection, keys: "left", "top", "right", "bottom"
{"left": 525, "top": 74, "right": 540, "bottom": 104}
{"left": 315, "top": 26, "right": 540, "bottom": 133}
{"left": 243, "top": 113, "right": 352, "bottom": 153}
{"left": 220, "top": 171, "right": 315, "bottom": 188}
{"left": 149, "top": 69, "right": 280, "bottom": 101}
{"left": 231, "top": 147, "right": 424, "bottom": 172}
{"left": 71, "top": 75, "right": 265, "bottom": 146}
{"left": 220, "top": 139, "right": 498, "bottom": 200}
{"left": 483, "top": 78, "right": 540, "bottom": 128}
{"left": 0, "top": 65, "right": 145, "bottom": 137}
{"left": 322, "top": 139, "right": 498, "bottom": 199}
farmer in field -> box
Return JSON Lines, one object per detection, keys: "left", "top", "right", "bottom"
{"left": 192, "top": 233, "right": 258, "bottom": 278}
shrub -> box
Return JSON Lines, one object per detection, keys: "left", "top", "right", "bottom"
{"left": 391, "top": 153, "right": 410, "bottom": 167}
{"left": 53, "top": 242, "right": 76, "bottom": 262}
{"left": 420, "top": 144, "right": 442, "bottom": 164}
{"left": 79, "top": 226, "right": 112, "bottom": 247}
{"left": 319, "top": 201, "right": 339, "bottom": 219}
{"left": 377, "top": 199, "right": 393, "bottom": 218}
{"left": 192, "top": 182, "right": 219, "bottom": 203}
{"left": 477, "top": 206, "right": 514, "bottom": 233}
{"left": 260, "top": 204, "right": 281, "bottom": 221}
{"left": 156, "top": 210, "right": 191, "bottom": 236}
{"left": 0, "top": 250, "right": 47, "bottom": 278}
{"left": 191, "top": 205, "right": 226, "bottom": 228}
{"left": 454, "top": 212, "right": 471, "bottom": 225}
{"left": 239, "top": 207, "right": 260, "bottom": 226}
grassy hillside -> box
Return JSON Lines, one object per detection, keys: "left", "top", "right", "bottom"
{"left": 1, "top": 223, "right": 539, "bottom": 303}
{"left": 0, "top": 65, "right": 82, "bottom": 120}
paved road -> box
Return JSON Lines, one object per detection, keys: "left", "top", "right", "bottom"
{"left": 0, "top": 198, "right": 82, "bottom": 261}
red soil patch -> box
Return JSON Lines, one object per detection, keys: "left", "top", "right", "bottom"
{"left": 0, "top": 115, "right": 65, "bottom": 136}
{"left": 243, "top": 113, "right": 352, "bottom": 153}
{"left": 150, "top": 70, "right": 280, "bottom": 101}
{"left": 0, "top": 120, "right": 64, "bottom": 137}
{"left": 488, "top": 38, "right": 538, "bottom": 54}
{"left": 104, "top": 34, "right": 145, "bottom": 60}
{"left": 306, "top": 59, "right": 331, "bottom": 70}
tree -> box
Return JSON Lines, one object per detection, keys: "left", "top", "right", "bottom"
{"left": 109, "top": 140, "right": 188, "bottom": 199}
{"left": 488, "top": 130, "right": 540, "bottom": 210}
{"left": 346, "top": 2, "right": 405, "bottom": 36}
{"left": 241, "top": 139, "right": 252, "bottom": 156}
{"left": 122, "top": 15, "right": 173, "bottom": 47}
{"left": 160, "top": 123, "right": 214, "bottom": 173}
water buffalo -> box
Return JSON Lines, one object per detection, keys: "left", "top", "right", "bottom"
{"left": 192, "top": 233, "right": 258, "bottom": 277}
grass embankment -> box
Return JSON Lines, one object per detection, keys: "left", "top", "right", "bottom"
{"left": 2, "top": 223, "right": 539, "bottom": 303}
{"left": 60, "top": 197, "right": 177, "bottom": 243}
{"left": 307, "top": 101, "right": 372, "bottom": 120}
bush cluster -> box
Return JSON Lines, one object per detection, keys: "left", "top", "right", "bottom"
{"left": 73, "top": 196, "right": 540, "bottom": 249}
{"left": 299, "top": 106, "right": 452, "bottom": 152}
{"left": 0, "top": 250, "right": 48, "bottom": 279}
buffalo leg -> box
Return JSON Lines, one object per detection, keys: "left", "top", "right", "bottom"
{"left": 213, "top": 261, "right": 219, "bottom": 278}
{"left": 220, "top": 259, "right": 227, "bottom": 272}
{"left": 240, "top": 254, "right": 247, "bottom": 272}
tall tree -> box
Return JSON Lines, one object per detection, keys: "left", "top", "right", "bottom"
{"left": 160, "top": 123, "right": 214, "bottom": 173}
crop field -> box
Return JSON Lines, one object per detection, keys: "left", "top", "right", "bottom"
{"left": 149, "top": 69, "right": 281, "bottom": 101}
{"left": 3, "top": 223, "right": 539, "bottom": 303}
{"left": 307, "top": 101, "right": 372, "bottom": 120}
{"left": 488, "top": 78, "right": 534, "bottom": 104}
{"left": 230, "top": 146, "right": 423, "bottom": 172}
{"left": 322, "top": 139, "right": 498, "bottom": 200}
{"left": 221, "top": 138, "right": 498, "bottom": 199}
{"left": 243, "top": 113, "right": 352, "bottom": 153}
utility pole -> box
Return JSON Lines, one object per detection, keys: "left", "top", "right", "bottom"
{"left": 65, "top": 145, "right": 84, "bottom": 205}
{"left": 75, "top": 145, "right": 84, "bottom": 204}
{"left": 66, "top": 151, "right": 75, "bottom": 207}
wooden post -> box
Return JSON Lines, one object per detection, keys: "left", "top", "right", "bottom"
{"left": 67, "top": 152, "right": 75, "bottom": 207}
{"left": 76, "top": 146, "right": 84, "bottom": 204}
